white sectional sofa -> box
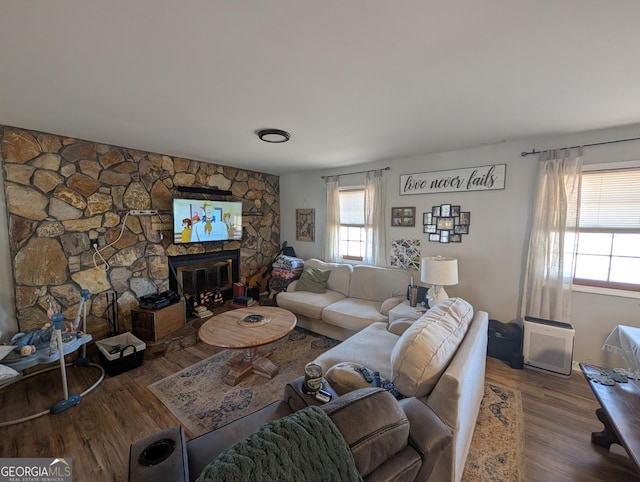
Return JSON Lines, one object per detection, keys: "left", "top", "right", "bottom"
{"left": 313, "top": 297, "right": 489, "bottom": 482}
{"left": 276, "top": 258, "right": 411, "bottom": 340}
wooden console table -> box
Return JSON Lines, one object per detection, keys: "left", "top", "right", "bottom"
{"left": 580, "top": 363, "right": 640, "bottom": 474}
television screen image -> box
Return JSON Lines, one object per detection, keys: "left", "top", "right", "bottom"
{"left": 173, "top": 199, "right": 243, "bottom": 243}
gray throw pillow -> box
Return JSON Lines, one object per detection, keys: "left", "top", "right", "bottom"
{"left": 295, "top": 268, "right": 331, "bottom": 293}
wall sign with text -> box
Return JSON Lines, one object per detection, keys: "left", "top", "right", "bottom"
{"left": 399, "top": 164, "right": 506, "bottom": 195}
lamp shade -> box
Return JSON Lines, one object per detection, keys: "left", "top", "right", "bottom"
{"left": 420, "top": 256, "right": 459, "bottom": 286}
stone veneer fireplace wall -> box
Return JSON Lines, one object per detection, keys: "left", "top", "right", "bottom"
{"left": 0, "top": 125, "right": 280, "bottom": 340}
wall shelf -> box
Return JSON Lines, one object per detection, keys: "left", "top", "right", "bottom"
{"left": 177, "top": 186, "right": 233, "bottom": 196}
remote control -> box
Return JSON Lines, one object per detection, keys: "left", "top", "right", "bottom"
{"left": 373, "top": 371, "right": 381, "bottom": 388}
{"left": 315, "top": 389, "right": 332, "bottom": 403}
{"left": 382, "top": 380, "right": 401, "bottom": 399}
{"left": 359, "top": 366, "right": 373, "bottom": 383}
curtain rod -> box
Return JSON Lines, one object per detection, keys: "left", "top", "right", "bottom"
{"left": 321, "top": 166, "right": 390, "bottom": 179}
{"left": 521, "top": 136, "right": 640, "bottom": 157}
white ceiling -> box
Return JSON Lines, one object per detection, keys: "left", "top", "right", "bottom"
{"left": 2, "top": 1, "right": 640, "bottom": 175}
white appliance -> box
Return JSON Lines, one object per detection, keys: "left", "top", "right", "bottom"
{"left": 523, "top": 316, "right": 575, "bottom": 378}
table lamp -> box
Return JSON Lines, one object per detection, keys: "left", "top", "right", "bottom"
{"left": 420, "top": 256, "right": 458, "bottom": 307}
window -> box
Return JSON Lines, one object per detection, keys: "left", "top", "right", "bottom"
{"left": 338, "top": 188, "right": 365, "bottom": 260}
{"left": 573, "top": 165, "right": 640, "bottom": 291}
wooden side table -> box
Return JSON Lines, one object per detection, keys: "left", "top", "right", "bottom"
{"left": 131, "top": 300, "right": 186, "bottom": 341}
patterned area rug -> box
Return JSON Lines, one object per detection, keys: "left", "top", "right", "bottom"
{"left": 148, "top": 327, "right": 339, "bottom": 436}
{"left": 462, "top": 382, "right": 526, "bottom": 481}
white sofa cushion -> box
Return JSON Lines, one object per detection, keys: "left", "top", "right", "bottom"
{"left": 276, "top": 289, "right": 346, "bottom": 319}
{"left": 391, "top": 298, "right": 474, "bottom": 397}
{"left": 348, "top": 265, "right": 410, "bottom": 302}
{"left": 303, "top": 259, "right": 352, "bottom": 297}
{"left": 322, "top": 299, "right": 388, "bottom": 331}
{"left": 313, "top": 322, "right": 397, "bottom": 381}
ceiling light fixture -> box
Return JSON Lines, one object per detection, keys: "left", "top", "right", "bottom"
{"left": 256, "top": 128, "right": 291, "bottom": 143}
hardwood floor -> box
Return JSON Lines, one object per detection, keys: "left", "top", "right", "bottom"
{"left": 1, "top": 346, "right": 638, "bottom": 481}
{"left": 485, "top": 357, "right": 639, "bottom": 482}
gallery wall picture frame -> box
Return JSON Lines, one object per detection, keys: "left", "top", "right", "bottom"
{"left": 436, "top": 217, "right": 454, "bottom": 230}
{"left": 424, "top": 204, "right": 471, "bottom": 243}
{"left": 390, "top": 238, "right": 421, "bottom": 269}
{"left": 391, "top": 207, "right": 416, "bottom": 227}
{"left": 296, "top": 208, "right": 315, "bottom": 242}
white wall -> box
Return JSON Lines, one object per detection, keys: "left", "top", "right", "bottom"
{"left": 0, "top": 162, "right": 17, "bottom": 343}
{"left": 281, "top": 124, "right": 640, "bottom": 367}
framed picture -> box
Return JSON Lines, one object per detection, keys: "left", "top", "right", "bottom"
{"left": 296, "top": 208, "right": 315, "bottom": 242}
{"left": 391, "top": 207, "right": 415, "bottom": 227}
{"left": 390, "top": 239, "right": 421, "bottom": 270}
{"left": 436, "top": 217, "right": 454, "bottom": 230}
{"left": 427, "top": 204, "right": 471, "bottom": 243}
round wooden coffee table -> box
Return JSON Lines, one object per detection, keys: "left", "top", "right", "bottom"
{"left": 198, "top": 306, "right": 297, "bottom": 386}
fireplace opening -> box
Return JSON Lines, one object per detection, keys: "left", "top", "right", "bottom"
{"left": 169, "top": 250, "right": 240, "bottom": 319}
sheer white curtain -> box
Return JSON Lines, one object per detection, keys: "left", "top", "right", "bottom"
{"left": 324, "top": 176, "right": 340, "bottom": 263}
{"left": 363, "top": 170, "right": 387, "bottom": 266}
{"left": 521, "top": 148, "right": 583, "bottom": 322}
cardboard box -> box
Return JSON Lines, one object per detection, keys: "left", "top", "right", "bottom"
{"left": 96, "top": 332, "right": 146, "bottom": 376}
{"left": 131, "top": 299, "right": 186, "bottom": 341}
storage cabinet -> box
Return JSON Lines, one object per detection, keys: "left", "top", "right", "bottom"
{"left": 131, "top": 300, "right": 186, "bottom": 341}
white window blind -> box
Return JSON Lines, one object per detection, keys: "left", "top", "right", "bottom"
{"left": 339, "top": 190, "right": 364, "bottom": 225}
{"left": 580, "top": 168, "right": 640, "bottom": 229}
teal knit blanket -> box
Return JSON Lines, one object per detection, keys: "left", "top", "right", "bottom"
{"left": 196, "top": 406, "right": 363, "bottom": 482}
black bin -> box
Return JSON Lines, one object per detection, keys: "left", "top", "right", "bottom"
{"left": 487, "top": 319, "right": 523, "bottom": 368}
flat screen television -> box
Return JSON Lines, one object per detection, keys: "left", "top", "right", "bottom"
{"left": 173, "top": 198, "right": 242, "bottom": 243}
